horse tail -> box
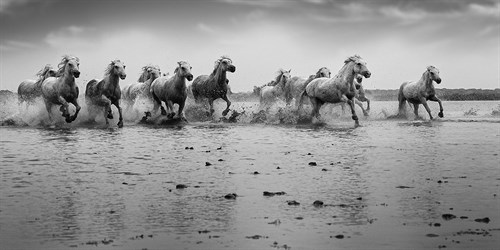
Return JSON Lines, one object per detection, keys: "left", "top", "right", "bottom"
{"left": 398, "top": 82, "right": 407, "bottom": 115}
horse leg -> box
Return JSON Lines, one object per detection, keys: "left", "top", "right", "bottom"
{"left": 429, "top": 95, "right": 444, "bottom": 118}
{"left": 310, "top": 98, "right": 322, "bottom": 120}
{"left": 208, "top": 99, "right": 215, "bottom": 116}
{"left": 355, "top": 99, "right": 368, "bottom": 117}
{"left": 113, "top": 100, "right": 124, "bottom": 128}
{"left": 69, "top": 98, "right": 81, "bottom": 123}
{"left": 166, "top": 100, "right": 175, "bottom": 119}
{"left": 420, "top": 98, "right": 434, "bottom": 120}
{"left": 57, "top": 96, "right": 72, "bottom": 123}
{"left": 177, "top": 101, "right": 187, "bottom": 121}
{"left": 413, "top": 103, "right": 422, "bottom": 120}
{"left": 44, "top": 100, "right": 53, "bottom": 123}
{"left": 347, "top": 98, "right": 359, "bottom": 127}
{"left": 221, "top": 95, "right": 231, "bottom": 116}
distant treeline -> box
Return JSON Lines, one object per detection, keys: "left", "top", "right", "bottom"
{"left": 364, "top": 88, "right": 500, "bottom": 101}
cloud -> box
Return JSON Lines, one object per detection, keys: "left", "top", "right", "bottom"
{"left": 197, "top": 23, "right": 216, "bottom": 33}
{"left": 218, "top": 0, "right": 289, "bottom": 7}
{"left": 379, "top": 6, "right": 428, "bottom": 22}
{"left": 468, "top": 2, "right": 500, "bottom": 18}
{"left": 44, "top": 26, "right": 94, "bottom": 49}
{"left": 0, "top": 40, "right": 37, "bottom": 52}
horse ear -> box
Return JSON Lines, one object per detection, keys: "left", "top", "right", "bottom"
{"left": 178, "top": 61, "right": 182, "bottom": 66}
{"left": 288, "top": 69, "right": 291, "bottom": 73}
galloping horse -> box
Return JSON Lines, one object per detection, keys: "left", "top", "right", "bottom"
{"left": 259, "top": 69, "right": 292, "bottom": 108}
{"left": 85, "top": 60, "right": 127, "bottom": 127}
{"left": 285, "top": 67, "right": 331, "bottom": 106}
{"left": 18, "top": 65, "right": 57, "bottom": 106}
{"left": 41, "top": 55, "right": 81, "bottom": 123}
{"left": 397, "top": 66, "right": 443, "bottom": 120}
{"left": 335, "top": 75, "right": 371, "bottom": 116}
{"left": 122, "top": 64, "right": 161, "bottom": 107}
{"left": 191, "top": 56, "right": 236, "bottom": 116}
{"left": 298, "top": 55, "right": 371, "bottom": 127}
{"left": 150, "top": 61, "right": 193, "bottom": 120}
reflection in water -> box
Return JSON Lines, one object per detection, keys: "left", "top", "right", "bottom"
{"left": 0, "top": 101, "right": 499, "bottom": 249}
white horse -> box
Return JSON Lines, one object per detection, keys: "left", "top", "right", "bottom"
{"left": 150, "top": 61, "right": 194, "bottom": 120}
{"left": 397, "top": 66, "right": 443, "bottom": 120}
{"left": 298, "top": 55, "right": 371, "bottom": 127}
{"left": 18, "top": 65, "right": 56, "bottom": 106}
{"left": 258, "top": 69, "right": 291, "bottom": 109}
{"left": 285, "top": 67, "right": 331, "bottom": 107}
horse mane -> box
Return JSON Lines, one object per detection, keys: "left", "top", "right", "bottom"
{"left": 55, "top": 55, "right": 79, "bottom": 77}
{"left": 138, "top": 64, "right": 160, "bottom": 82}
{"left": 426, "top": 65, "right": 438, "bottom": 72}
{"left": 344, "top": 54, "right": 363, "bottom": 64}
{"left": 36, "top": 65, "right": 53, "bottom": 78}
{"left": 104, "top": 59, "right": 123, "bottom": 77}
{"left": 211, "top": 55, "right": 232, "bottom": 75}
{"left": 174, "top": 61, "right": 189, "bottom": 74}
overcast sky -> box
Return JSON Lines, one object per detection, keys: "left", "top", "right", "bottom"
{"left": 0, "top": 0, "right": 498, "bottom": 92}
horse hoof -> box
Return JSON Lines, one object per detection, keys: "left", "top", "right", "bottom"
{"left": 117, "top": 121, "right": 123, "bottom": 128}
{"left": 65, "top": 117, "right": 72, "bottom": 123}
{"left": 222, "top": 110, "right": 230, "bottom": 116}
{"left": 161, "top": 110, "right": 167, "bottom": 116}
{"left": 438, "top": 112, "right": 444, "bottom": 118}
{"left": 107, "top": 113, "right": 113, "bottom": 119}
{"left": 363, "top": 111, "right": 369, "bottom": 117}
{"left": 352, "top": 115, "right": 358, "bottom": 121}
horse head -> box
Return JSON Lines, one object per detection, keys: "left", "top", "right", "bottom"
{"left": 57, "top": 55, "right": 80, "bottom": 78}
{"left": 109, "top": 60, "right": 127, "bottom": 80}
{"left": 346, "top": 55, "right": 371, "bottom": 78}
{"left": 214, "top": 56, "right": 236, "bottom": 73}
{"left": 175, "top": 61, "right": 193, "bottom": 81}
{"left": 316, "top": 67, "right": 331, "bottom": 78}
{"left": 427, "top": 66, "right": 441, "bottom": 84}
{"left": 275, "top": 69, "right": 291, "bottom": 87}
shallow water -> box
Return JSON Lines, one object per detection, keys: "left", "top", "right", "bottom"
{"left": 1, "top": 100, "right": 499, "bottom": 249}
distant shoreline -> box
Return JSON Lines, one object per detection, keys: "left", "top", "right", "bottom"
{"left": 2, "top": 88, "right": 500, "bottom": 102}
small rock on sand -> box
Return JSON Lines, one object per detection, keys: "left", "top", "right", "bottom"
{"left": 474, "top": 217, "right": 490, "bottom": 223}
{"left": 287, "top": 200, "right": 300, "bottom": 206}
{"left": 224, "top": 193, "right": 237, "bottom": 199}
{"left": 442, "top": 213, "right": 457, "bottom": 220}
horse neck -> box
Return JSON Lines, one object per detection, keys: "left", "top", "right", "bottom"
{"left": 420, "top": 71, "right": 434, "bottom": 90}
{"left": 275, "top": 75, "right": 286, "bottom": 90}
{"left": 60, "top": 68, "right": 75, "bottom": 86}
{"left": 338, "top": 62, "right": 356, "bottom": 89}
{"left": 105, "top": 73, "right": 120, "bottom": 89}
{"left": 213, "top": 65, "right": 227, "bottom": 85}
{"left": 173, "top": 70, "right": 186, "bottom": 89}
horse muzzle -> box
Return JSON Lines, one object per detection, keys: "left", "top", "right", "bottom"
{"left": 363, "top": 71, "right": 371, "bottom": 78}
{"left": 120, "top": 74, "right": 127, "bottom": 80}
{"left": 187, "top": 74, "right": 194, "bottom": 81}
{"left": 435, "top": 78, "right": 442, "bottom": 84}
{"left": 228, "top": 65, "right": 236, "bottom": 73}
{"left": 355, "top": 83, "right": 361, "bottom": 90}
{"left": 73, "top": 71, "right": 80, "bottom": 78}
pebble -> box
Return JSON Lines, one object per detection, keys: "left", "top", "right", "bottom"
{"left": 205, "top": 162, "right": 212, "bottom": 166}
{"left": 176, "top": 184, "right": 187, "bottom": 189}
{"left": 313, "top": 200, "right": 324, "bottom": 207}
{"left": 287, "top": 200, "right": 300, "bottom": 206}
{"left": 263, "top": 191, "right": 286, "bottom": 197}
{"left": 442, "top": 213, "right": 457, "bottom": 220}
{"left": 474, "top": 217, "right": 490, "bottom": 223}
{"left": 308, "top": 162, "right": 317, "bottom": 166}
{"left": 224, "top": 193, "right": 237, "bottom": 200}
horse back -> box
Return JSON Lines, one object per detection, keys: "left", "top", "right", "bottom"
{"left": 85, "top": 79, "right": 100, "bottom": 98}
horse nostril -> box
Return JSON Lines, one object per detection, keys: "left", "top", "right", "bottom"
{"left": 436, "top": 78, "right": 442, "bottom": 84}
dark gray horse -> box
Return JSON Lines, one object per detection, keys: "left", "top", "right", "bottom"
{"left": 191, "top": 56, "right": 236, "bottom": 116}
{"left": 85, "top": 60, "right": 127, "bottom": 127}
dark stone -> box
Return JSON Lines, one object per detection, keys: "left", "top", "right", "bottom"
{"left": 442, "top": 213, "right": 457, "bottom": 221}
{"left": 313, "top": 200, "right": 324, "bottom": 207}
{"left": 426, "top": 233, "right": 439, "bottom": 237}
{"left": 474, "top": 217, "right": 490, "bottom": 223}
{"left": 205, "top": 162, "right": 212, "bottom": 166}
{"left": 253, "top": 171, "right": 260, "bottom": 175}
{"left": 308, "top": 162, "right": 317, "bottom": 166}
{"left": 333, "top": 234, "right": 344, "bottom": 239}
{"left": 224, "top": 193, "right": 237, "bottom": 199}
{"left": 263, "top": 191, "right": 286, "bottom": 197}
{"left": 287, "top": 200, "right": 300, "bottom": 206}
{"left": 176, "top": 184, "right": 187, "bottom": 189}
